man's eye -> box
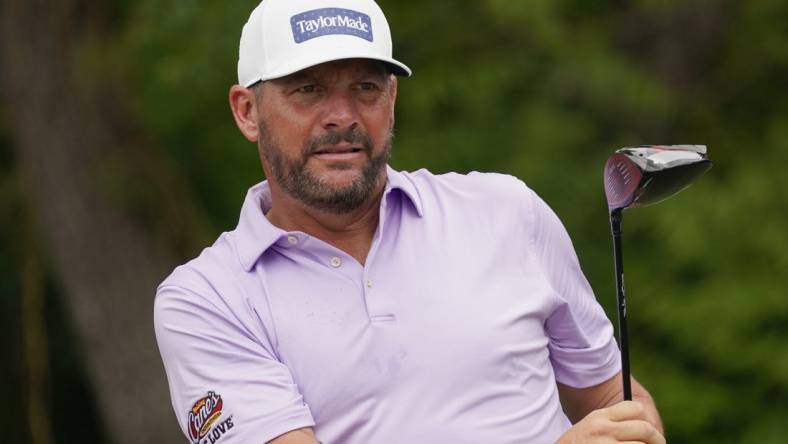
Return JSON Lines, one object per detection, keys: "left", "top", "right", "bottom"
{"left": 296, "top": 85, "right": 318, "bottom": 93}
{"left": 358, "top": 82, "right": 380, "bottom": 91}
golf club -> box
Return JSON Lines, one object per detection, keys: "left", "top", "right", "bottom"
{"left": 603, "top": 145, "right": 712, "bottom": 400}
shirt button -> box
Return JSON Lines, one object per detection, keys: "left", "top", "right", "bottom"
{"left": 287, "top": 235, "right": 298, "bottom": 245}
{"left": 366, "top": 280, "right": 373, "bottom": 288}
{"left": 330, "top": 257, "right": 342, "bottom": 268}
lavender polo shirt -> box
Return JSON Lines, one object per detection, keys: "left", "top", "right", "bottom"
{"left": 154, "top": 167, "right": 621, "bottom": 444}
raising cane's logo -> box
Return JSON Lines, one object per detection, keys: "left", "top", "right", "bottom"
{"left": 187, "top": 391, "right": 225, "bottom": 443}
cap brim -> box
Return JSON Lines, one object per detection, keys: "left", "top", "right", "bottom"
{"left": 244, "top": 51, "right": 411, "bottom": 87}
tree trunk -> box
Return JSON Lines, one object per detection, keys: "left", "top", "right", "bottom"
{"left": 1, "top": 0, "right": 208, "bottom": 442}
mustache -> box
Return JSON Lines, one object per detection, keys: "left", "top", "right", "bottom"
{"left": 304, "top": 127, "right": 373, "bottom": 155}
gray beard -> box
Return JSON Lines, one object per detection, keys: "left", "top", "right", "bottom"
{"left": 258, "top": 120, "right": 391, "bottom": 214}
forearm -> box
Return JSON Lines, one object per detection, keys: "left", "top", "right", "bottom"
{"left": 556, "top": 373, "right": 664, "bottom": 444}
{"left": 558, "top": 372, "right": 662, "bottom": 433}
{"left": 601, "top": 373, "right": 663, "bottom": 434}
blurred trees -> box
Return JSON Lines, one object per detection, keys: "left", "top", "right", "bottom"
{"left": 1, "top": 0, "right": 204, "bottom": 442}
{"left": 1, "top": 0, "right": 785, "bottom": 443}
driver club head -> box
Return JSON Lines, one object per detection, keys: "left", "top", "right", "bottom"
{"left": 604, "top": 145, "right": 713, "bottom": 212}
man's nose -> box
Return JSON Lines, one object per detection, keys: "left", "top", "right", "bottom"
{"left": 321, "top": 90, "right": 359, "bottom": 131}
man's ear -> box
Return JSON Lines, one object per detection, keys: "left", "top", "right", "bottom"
{"left": 389, "top": 75, "right": 398, "bottom": 108}
{"left": 229, "top": 84, "right": 260, "bottom": 142}
{"left": 388, "top": 75, "right": 398, "bottom": 123}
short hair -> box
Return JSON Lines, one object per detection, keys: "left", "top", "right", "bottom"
{"left": 250, "top": 81, "right": 264, "bottom": 103}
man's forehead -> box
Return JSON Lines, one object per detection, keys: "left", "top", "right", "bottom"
{"left": 274, "top": 59, "right": 389, "bottom": 83}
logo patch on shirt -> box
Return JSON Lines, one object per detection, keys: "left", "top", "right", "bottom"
{"left": 187, "top": 391, "right": 234, "bottom": 444}
{"left": 290, "top": 8, "right": 373, "bottom": 43}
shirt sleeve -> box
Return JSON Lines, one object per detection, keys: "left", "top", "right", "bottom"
{"left": 154, "top": 284, "right": 315, "bottom": 443}
{"left": 527, "top": 189, "right": 622, "bottom": 388}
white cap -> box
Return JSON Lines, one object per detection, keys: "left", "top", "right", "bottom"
{"left": 238, "top": 0, "right": 412, "bottom": 87}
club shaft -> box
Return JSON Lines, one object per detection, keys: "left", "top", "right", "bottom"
{"left": 610, "top": 209, "right": 632, "bottom": 401}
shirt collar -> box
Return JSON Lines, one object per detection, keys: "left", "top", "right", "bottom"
{"left": 234, "top": 166, "right": 424, "bottom": 271}
{"left": 384, "top": 165, "right": 424, "bottom": 218}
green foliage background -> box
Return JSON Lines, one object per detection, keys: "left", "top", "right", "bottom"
{"left": 2, "top": 0, "right": 787, "bottom": 442}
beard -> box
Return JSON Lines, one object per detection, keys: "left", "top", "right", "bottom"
{"left": 257, "top": 120, "right": 391, "bottom": 214}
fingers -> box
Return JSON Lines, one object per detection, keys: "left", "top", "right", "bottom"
{"left": 604, "top": 402, "right": 664, "bottom": 444}
{"left": 613, "top": 420, "right": 666, "bottom": 444}
{"left": 605, "top": 400, "right": 649, "bottom": 422}
{"left": 558, "top": 401, "right": 665, "bottom": 444}
{"left": 596, "top": 402, "right": 665, "bottom": 444}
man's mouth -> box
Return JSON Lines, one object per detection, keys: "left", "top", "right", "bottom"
{"left": 312, "top": 144, "right": 365, "bottom": 155}
{"left": 310, "top": 143, "right": 368, "bottom": 164}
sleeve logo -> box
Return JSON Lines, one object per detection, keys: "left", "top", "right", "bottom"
{"left": 187, "top": 391, "right": 234, "bottom": 444}
{"left": 291, "top": 8, "right": 373, "bottom": 43}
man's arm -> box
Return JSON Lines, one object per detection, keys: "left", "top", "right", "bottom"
{"left": 556, "top": 371, "right": 664, "bottom": 443}
{"left": 265, "top": 373, "right": 661, "bottom": 444}
{"left": 268, "top": 427, "right": 320, "bottom": 444}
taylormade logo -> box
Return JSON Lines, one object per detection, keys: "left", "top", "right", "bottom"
{"left": 291, "top": 8, "right": 373, "bottom": 43}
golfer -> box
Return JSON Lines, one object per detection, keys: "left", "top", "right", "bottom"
{"left": 154, "top": 0, "right": 665, "bottom": 443}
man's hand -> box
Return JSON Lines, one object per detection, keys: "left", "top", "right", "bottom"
{"left": 556, "top": 401, "right": 665, "bottom": 444}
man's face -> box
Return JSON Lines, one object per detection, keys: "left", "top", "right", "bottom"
{"left": 254, "top": 59, "right": 397, "bottom": 214}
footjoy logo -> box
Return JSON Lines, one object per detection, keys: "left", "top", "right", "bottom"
{"left": 291, "top": 8, "right": 373, "bottom": 43}
{"left": 187, "top": 391, "right": 234, "bottom": 444}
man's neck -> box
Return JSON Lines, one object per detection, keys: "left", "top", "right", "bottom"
{"left": 265, "top": 181, "right": 385, "bottom": 266}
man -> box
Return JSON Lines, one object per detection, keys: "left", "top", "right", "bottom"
{"left": 154, "top": 0, "right": 665, "bottom": 443}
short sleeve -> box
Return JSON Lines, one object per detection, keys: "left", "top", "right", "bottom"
{"left": 528, "top": 190, "right": 622, "bottom": 388}
{"left": 154, "top": 284, "right": 315, "bottom": 443}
